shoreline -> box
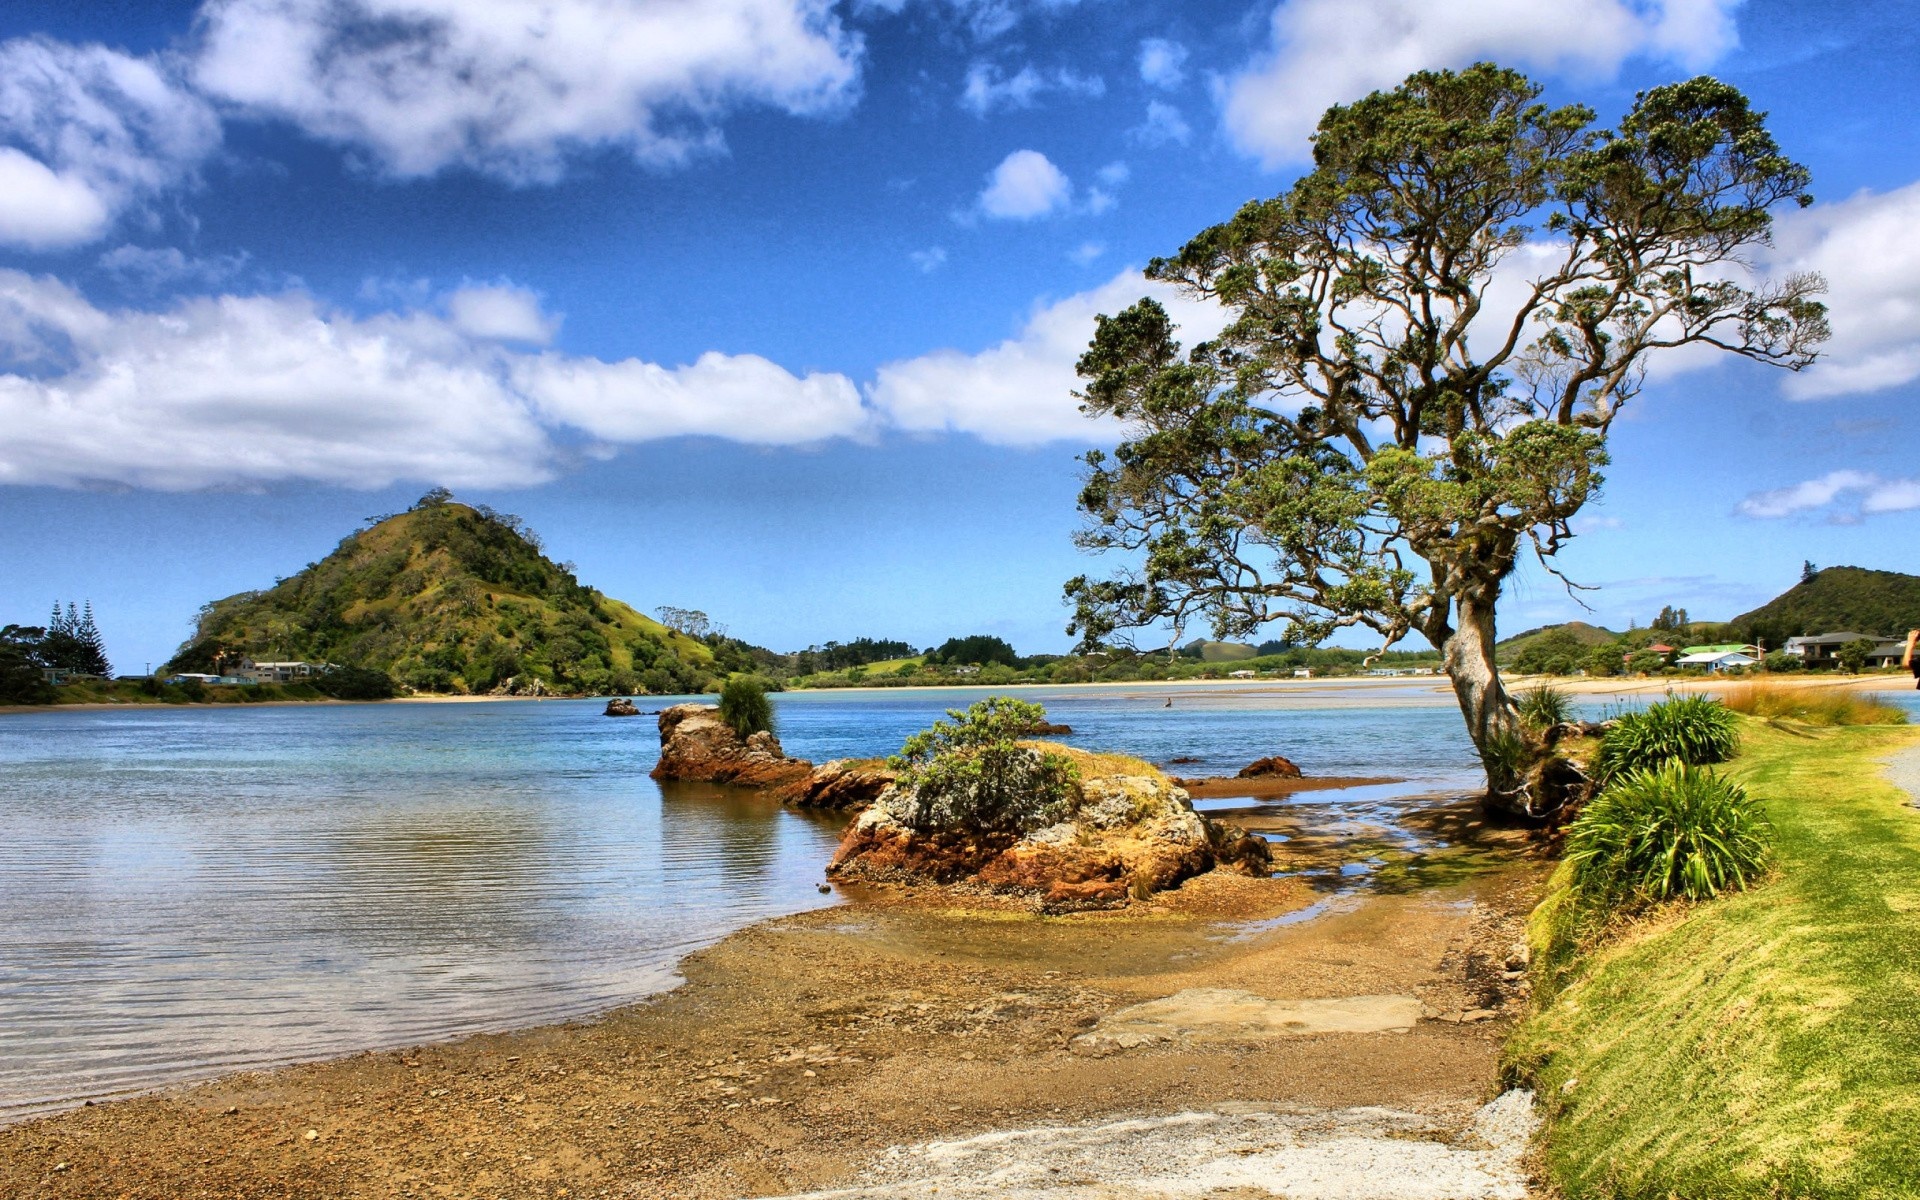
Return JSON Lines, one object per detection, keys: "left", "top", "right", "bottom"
{"left": 6, "top": 670, "right": 1910, "bottom": 717}
{"left": 0, "top": 794, "right": 1549, "bottom": 1198}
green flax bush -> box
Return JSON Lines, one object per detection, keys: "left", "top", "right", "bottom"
{"left": 1592, "top": 693, "right": 1740, "bottom": 784}
{"left": 1566, "top": 761, "right": 1771, "bottom": 904}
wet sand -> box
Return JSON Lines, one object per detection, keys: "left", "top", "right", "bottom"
{"left": 0, "top": 798, "right": 1547, "bottom": 1199}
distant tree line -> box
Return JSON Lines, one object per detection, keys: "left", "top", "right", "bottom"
{"left": 1, "top": 602, "right": 112, "bottom": 703}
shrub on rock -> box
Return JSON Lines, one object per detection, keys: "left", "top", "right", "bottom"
{"left": 887, "top": 698, "right": 1078, "bottom": 834}
{"left": 718, "top": 674, "right": 776, "bottom": 739}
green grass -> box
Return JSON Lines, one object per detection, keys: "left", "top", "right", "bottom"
{"left": 1507, "top": 719, "right": 1920, "bottom": 1198}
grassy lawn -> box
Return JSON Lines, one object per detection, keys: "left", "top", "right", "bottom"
{"left": 1507, "top": 719, "right": 1920, "bottom": 1198}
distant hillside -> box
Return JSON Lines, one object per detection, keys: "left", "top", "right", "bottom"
{"left": 1732, "top": 567, "right": 1920, "bottom": 644}
{"left": 1181, "top": 640, "right": 1259, "bottom": 663}
{"left": 1496, "top": 621, "right": 1621, "bottom": 657}
{"left": 166, "top": 496, "right": 735, "bottom": 695}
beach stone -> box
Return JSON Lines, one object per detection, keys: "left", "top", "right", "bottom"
{"left": 651, "top": 705, "right": 813, "bottom": 788}
{"left": 1070, "top": 989, "right": 1423, "bottom": 1054}
{"left": 1237, "top": 755, "right": 1303, "bottom": 779}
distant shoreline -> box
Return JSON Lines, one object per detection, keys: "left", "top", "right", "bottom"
{"left": 4, "top": 669, "right": 1909, "bottom": 716}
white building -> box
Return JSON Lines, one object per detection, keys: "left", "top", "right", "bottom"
{"left": 1674, "top": 650, "right": 1757, "bottom": 673}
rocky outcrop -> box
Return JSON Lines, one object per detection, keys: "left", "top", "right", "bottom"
{"left": 778, "top": 759, "right": 898, "bottom": 812}
{"left": 604, "top": 697, "right": 641, "bottom": 717}
{"left": 1238, "top": 755, "right": 1302, "bottom": 779}
{"left": 828, "top": 751, "right": 1270, "bottom": 912}
{"left": 1026, "top": 721, "right": 1074, "bottom": 735}
{"left": 651, "top": 704, "right": 813, "bottom": 788}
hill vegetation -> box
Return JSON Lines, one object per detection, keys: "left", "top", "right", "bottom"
{"left": 1730, "top": 565, "right": 1920, "bottom": 645}
{"left": 165, "top": 493, "right": 755, "bottom": 696}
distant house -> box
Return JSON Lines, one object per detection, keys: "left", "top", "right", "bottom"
{"left": 950, "top": 664, "right": 981, "bottom": 677}
{"left": 1679, "top": 643, "right": 1761, "bottom": 660}
{"left": 1783, "top": 633, "right": 1879, "bottom": 666}
{"left": 236, "top": 660, "right": 325, "bottom": 683}
{"left": 1675, "top": 650, "right": 1758, "bottom": 672}
{"left": 1292, "top": 668, "right": 1313, "bottom": 678}
{"left": 1866, "top": 640, "right": 1910, "bottom": 669}
{"left": 1228, "top": 669, "right": 1256, "bottom": 679}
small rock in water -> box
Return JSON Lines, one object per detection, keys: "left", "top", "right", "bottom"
{"left": 818, "top": 883, "right": 831, "bottom": 893}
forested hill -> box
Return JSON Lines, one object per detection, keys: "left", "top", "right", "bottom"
{"left": 165, "top": 497, "right": 746, "bottom": 695}
{"left": 1731, "top": 567, "right": 1920, "bottom": 644}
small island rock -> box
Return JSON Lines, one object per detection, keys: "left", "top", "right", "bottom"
{"left": 651, "top": 704, "right": 813, "bottom": 788}
{"left": 828, "top": 747, "right": 1270, "bottom": 912}
{"left": 604, "top": 697, "right": 641, "bottom": 717}
{"left": 1237, "top": 755, "right": 1303, "bottom": 779}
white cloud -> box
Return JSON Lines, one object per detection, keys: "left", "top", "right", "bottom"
{"left": 0, "top": 271, "right": 867, "bottom": 490}
{"left": 1137, "top": 38, "right": 1188, "bottom": 89}
{"left": 1767, "top": 182, "right": 1920, "bottom": 400}
{"left": 959, "top": 62, "right": 1103, "bottom": 117}
{"left": 910, "top": 246, "right": 949, "bottom": 272}
{"left": 1221, "top": 0, "right": 1740, "bottom": 166}
{"left": 1130, "top": 100, "right": 1191, "bottom": 147}
{"left": 1735, "top": 470, "right": 1920, "bottom": 520}
{"left": 513, "top": 351, "right": 867, "bottom": 446}
{"left": 192, "top": 0, "right": 864, "bottom": 182}
{"left": 0, "top": 38, "right": 220, "bottom": 249}
{"left": 867, "top": 269, "right": 1229, "bottom": 444}
{"left": 1068, "top": 241, "right": 1105, "bottom": 265}
{"left": 446, "top": 283, "right": 558, "bottom": 344}
{"left": 98, "top": 244, "right": 250, "bottom": 289}
{"left": 977, "top": 149, "right": 1071, "bottom": 220}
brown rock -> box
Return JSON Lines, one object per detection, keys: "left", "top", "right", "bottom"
{"left": 651, "top": 704, "right": 813, "bottom": 788}
{"left": 1025, "top": 721, "right": 1074, "bottom": 735}
{"left": 778, "top": 760, "right": 898, "bottom": 812}
{"left": 604, "top": 697, "right": 641, "bottom": 717}
{"left": 827, "top": 759, "right": 1270, "bottom": 912}
{"left": 1237, "top": 755, "right": 1303, "bottom": 779}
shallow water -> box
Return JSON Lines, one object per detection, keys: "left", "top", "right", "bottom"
{"left": 0, "top": 679, "right": 1685, "bottom": 1118}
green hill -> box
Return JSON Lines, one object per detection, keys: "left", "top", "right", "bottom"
{"left": 1732, "top": 566, "right": 1920, "bottom": 645}
{"left": 1496, "top": 621, "right": 1621, "bottom": 658}
{"left": 166, "top": 496, "right": 727, "bottom": 695}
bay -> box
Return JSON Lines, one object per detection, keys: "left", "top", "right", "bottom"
{"left": 9, "top": 677, "right": 1832, "bottom": 1118}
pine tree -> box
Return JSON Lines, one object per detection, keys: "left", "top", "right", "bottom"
{"left": 75, "top": 602, "right": 110, "bottom": 677}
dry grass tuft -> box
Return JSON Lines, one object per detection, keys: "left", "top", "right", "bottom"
{"left": 1721, "top": 682, "right": 1908, "bottom": 727}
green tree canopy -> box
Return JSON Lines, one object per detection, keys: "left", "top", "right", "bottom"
{"left": 1065, "top": 64, "right": 1825, "bottom": 816}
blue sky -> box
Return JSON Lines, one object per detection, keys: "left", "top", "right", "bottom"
{"left": 1, "top": 0, "right": 1917, "bottom": 671}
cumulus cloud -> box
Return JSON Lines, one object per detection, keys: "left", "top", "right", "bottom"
{"left": 959, "top": 62, "right": 1103, "bottom": 117}
{"left": 0, "top": 271, "right": 867, "bottom": 490}
{"left": 0, "top": 37, "right": 220, "bottom": 250}
{"left": 1735, "top": 470, "right": 1920, "bottom": 520}
{"left": 1765, "top": 182, "right": 1920, "bottom": 399}
{"left": 1130, "top": 100, "right": 1192, "bottom": 147}
{"left": 192, "top": 0, "right": 863, "bottom": 181}
{"left": 1221, "top": 0, "right": 1740, "bottom": 166}
{"left": 977, "top": 149, "right": 1071, "bottom": 220}
{"left": 512, "top": 351, "right": 867, "bottom": 446}
{"left": 1137, "top": 38, "right": 1188, "bottom": 89}
{"left": 867, "top": 269, "right": 1229, "bottom": 444}
{"left": 446, "top": 283, "right": 558, "bottom": 344}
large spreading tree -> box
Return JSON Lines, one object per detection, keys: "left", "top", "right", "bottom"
{"left": 1065, "top": 65, "right": 1827, "bottom": 817}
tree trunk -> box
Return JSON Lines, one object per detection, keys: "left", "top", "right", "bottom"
{"left": 1438, "top": 589, "right": 1532, "bottom": 817}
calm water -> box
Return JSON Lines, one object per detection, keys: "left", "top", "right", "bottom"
{"left": 10, "top": 677, "right": 1834, "bottom": 1119}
